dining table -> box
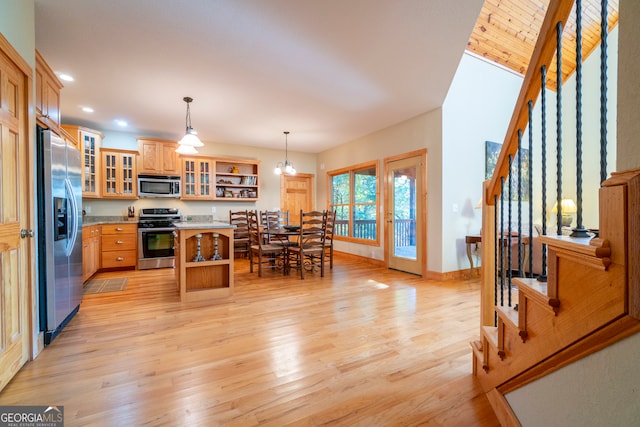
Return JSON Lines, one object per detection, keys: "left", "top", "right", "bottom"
{"left": 267, "top": 226, "right": 328, "bottom": 275}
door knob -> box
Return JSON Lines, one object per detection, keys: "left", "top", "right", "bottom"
{"left": 20, "top": 229, "right": 34, "bottom": 238}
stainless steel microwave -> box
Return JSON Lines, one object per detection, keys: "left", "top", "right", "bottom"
{"left": 138, "top": 174, "right": 181, "bottom": 198}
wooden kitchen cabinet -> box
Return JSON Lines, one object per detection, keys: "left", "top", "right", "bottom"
{"left": 101, "top": 224, "right": 137, "bottom": 269}
{"left": 35, "top": 50, "right": 63, "bottom": 132}
{"left": 101, "top": 148, "right": 138, "bottom": 199}
{"left": 62, "top": 124, "right": 103, "bottom": 198}
{"left": 59, "top": 126, "right": 78, "bottom": 149}
{"left": 82, "top": 224, "right": 101, "bottom": 282}
{"left": 137, "top": 138, "right": 181, "bottom": 176}
{"left": 181, "top": 156, "right": 214, "bottom": 200}
{"left": 214, "top": 158, "right": 260, "bottom": 201}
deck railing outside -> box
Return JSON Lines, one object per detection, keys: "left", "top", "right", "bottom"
{"left": 335, "top": 219, "right": 415, "bottom": 246}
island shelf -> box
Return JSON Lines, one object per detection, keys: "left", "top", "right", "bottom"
{"left": 174, "top": 222, "right": 235, "bottom": 302}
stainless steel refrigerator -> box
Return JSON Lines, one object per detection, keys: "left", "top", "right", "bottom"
{"left": 37, "top": 126, "right": 83, "bottom": 345}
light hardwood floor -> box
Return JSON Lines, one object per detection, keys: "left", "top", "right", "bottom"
{"left": 0, "top": 255, "right": 499, "bottom": 426}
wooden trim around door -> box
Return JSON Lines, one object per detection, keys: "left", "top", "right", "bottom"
{"left": 383, "top": 149, "right": 427, "bottom": 276}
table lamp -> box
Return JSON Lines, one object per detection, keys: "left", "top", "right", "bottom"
{"left": 552, "top": 198, "right": 577, "bottom": 227}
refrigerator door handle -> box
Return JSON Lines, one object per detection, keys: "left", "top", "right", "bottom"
{"left": 65, "top": 178, "right": 79, "bottom": 257}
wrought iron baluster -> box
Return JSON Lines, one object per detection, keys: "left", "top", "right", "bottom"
{"left": 539, "top": 65, "right": 548, "bottom": 283}
{"left": 494, "top": 193, "right": 499, "bottom": 326}
{"left": 555, "top": 21, "right": 563, "bottom": 236}
{"left": 508, "top": 154, "right": 513, "bottom": 307}
{"left": 500, "top": 177, "right": 505, "bottom": 308}
{"left": 517, "top": 130, "right": 523, "bottom": 278}
{"left": 600, "top": 0, "right": 609, "bottom": 184}
{"left": 572, "top": 0, "right": 590, "bottom": 238}
{"left": 528, "top": 100, "right": 534, "bottom": 277}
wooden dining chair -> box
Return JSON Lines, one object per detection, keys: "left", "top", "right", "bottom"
{"left": 229, "top": 210, "right": 250, "bottom": 258}
{"left": 287, "top": 210, "right": 327, "bottom": 279}
{"left": 247, "top": 210, "right": 286, "bottom": 277}
{"left": 324, "top": 209, "right": 336, "bottom": 269}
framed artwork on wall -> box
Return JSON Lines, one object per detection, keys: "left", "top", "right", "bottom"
{"left": 485, "top": 140, "right": 530, "bottom": 201}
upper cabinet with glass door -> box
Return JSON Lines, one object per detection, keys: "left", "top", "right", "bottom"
{"left": 61, "top": 124, "right": 103, "bottom": 198}
{"left": 101, "top": 148, "right": 138, "bottom": 199}
{"left": 181, "top": 156, "right": 214, "bottom": 200}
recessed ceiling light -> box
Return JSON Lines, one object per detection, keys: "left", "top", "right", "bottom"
{"left": 115, "top": 119, "right": 128, "bottom": 127}
{"left": 58, "top": 73, "right": 74, "bottom": 82}
{"left": 82, "top": 106, "right": 94, "bottom": 113}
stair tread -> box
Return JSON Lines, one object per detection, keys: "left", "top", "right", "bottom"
{"left": 514, "top": 277, "right": 548, "bottom": 296}
{"left": 482, "top": 325, "right": 498, "bottom": 348}
{"left": 496, "top": 304, "right": 519, "bottom": 328}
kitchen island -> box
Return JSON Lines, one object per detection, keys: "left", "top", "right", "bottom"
{"left": 174, "top": 222, "right": 235, "bottom": 302}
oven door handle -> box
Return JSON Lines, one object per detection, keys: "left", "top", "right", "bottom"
{"left": 138, "top": 227, "right": 177, "bottom": 232}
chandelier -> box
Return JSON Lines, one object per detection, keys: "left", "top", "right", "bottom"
{"left": 274, "top": 131, "right": 296, "bottom": 175}
{"left": 176, "top": 96, "right": 203, "bottom": 153}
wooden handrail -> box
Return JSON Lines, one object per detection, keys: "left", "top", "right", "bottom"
{"left": 486, "top": 0, "right": 575, "bottom": 205}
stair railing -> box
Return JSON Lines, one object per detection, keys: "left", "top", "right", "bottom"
{"left": 481, "top": 0, "right": 613, "bottom": 328}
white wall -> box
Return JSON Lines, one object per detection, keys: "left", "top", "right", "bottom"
{"left": 507, "top": 333, "right": 640, "bottom": 426}
{"left": 442, "top": 53, "right": 523, "bottom": 272}
{"left": 316, "top": 109, "right": 443, "bottom": 271}
{"left": 0, "top": 0, "right": 35, "bottom": 69}
{"left": 83, "top": 129, "right": 316, "bottom": 220}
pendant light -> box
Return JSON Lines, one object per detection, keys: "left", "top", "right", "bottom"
{"left": 175, "top": 144, "right": 199, "bottom": 155}
{"left": 274, "top": 131, "right": 296, "bottom": 175}
{"left": 177, "top": 96, "right": 204, "bottom": 149}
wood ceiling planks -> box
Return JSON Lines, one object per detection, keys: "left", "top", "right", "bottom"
{"left": 467, "top": 0, "right": 619, "bottom": 89}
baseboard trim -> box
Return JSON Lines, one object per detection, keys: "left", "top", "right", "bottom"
{"left": 335, "top": 251, "right": 385, "bottom": 267}
{"left": 426, "top": 269, "right": 472, "bottom": 281}
{"left": 336, "top": 252, "right": 473, "bottom": 280}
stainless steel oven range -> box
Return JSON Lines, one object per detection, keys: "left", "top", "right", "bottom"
{"left": 138, "top": 208, "right": 181, "bottom": 270}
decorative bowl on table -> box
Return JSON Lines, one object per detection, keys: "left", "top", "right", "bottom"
{"left": 283, "top": 225, "right": 300, "bottom": 232}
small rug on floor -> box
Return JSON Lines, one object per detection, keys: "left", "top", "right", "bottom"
{"left": 83, "top": 278, "right": 128, "bottom": 294}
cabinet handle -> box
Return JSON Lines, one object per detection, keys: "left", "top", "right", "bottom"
{"left": 116, "top": 240, "right": 124, "bottom": 244}
{"left": 20, "top": 229, "right": 34, "bottom": 238}
{"left": 116, "top": 257, "right": 124, "bottom": 261}
{"left": 116, "top": 227, "right": 123, "bottom": 231}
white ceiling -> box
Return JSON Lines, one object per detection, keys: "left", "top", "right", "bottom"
{"left": 34, "top": 0, "right": 484, "bottom": 153}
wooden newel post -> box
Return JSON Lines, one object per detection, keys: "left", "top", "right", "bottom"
{"left": 481, "top": 180, "right": 497, "bottom": 329}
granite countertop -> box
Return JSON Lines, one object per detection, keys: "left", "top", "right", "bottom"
{"left": 174, "top": 221, "right": 235, "bottom": 230}
{"left": 83, "top": 216, "right": 138, "bottom": 225}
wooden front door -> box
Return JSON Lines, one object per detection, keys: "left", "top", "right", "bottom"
{"left": 280, "top": 173, "right": 314, "bottom": 225}
{"left": 0, "top": 37, "right": 32, "bottom": 391}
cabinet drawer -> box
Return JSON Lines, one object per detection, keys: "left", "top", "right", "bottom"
{"left": 82, "top": 225, "right": 102, "bottom": 241}
{"left": 101, "top": 235, "right": 136, "bottom": 251}
{"left": 102, "top": 224, "right": 137, "bottom": 234}
{"left": 101, "top": 250, "right": 137, "bottom": 268}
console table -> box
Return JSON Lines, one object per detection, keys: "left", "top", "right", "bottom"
{"left": 465, "top": 235, "right": 482, "bottom": 279}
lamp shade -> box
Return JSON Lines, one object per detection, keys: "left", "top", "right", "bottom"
{"left": 179, "top": 131, "right": 203, "bottom": 147}
{"left": 178, "top": 97, "right": 204, "bottom": 147}
{"left": 552, "top": 198, "right": 577, "bottom": 213}
{"left": 175, "top": 144, "right": 198, "bottom": 155}
{"left": 274, "top": 131, "right": 296, "bottom": 175}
